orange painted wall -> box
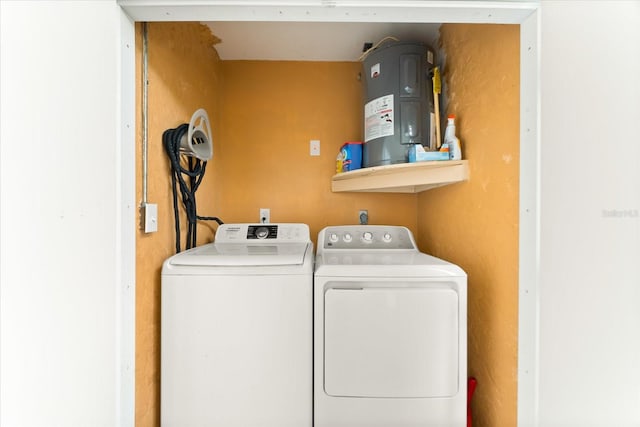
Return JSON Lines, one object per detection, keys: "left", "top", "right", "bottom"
{"left": 136, "top": 21, "right": 520, "bottom": 427}
{"left": 217, "top": 60, "right": 417, "bottom": 240}
{"left": 416, "top": 24, "right": 520, "bottom": 426}
{"left": 135, "top": 22, "right": 223, "bottom": 426}
{"left": 135, "top": 24, "right": 417, "bottom": 427}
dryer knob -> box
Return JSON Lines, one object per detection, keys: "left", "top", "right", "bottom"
{"left": 382, "top": 232, "right": 392, "bottom": 243}
{"left": 362, "top": 231, "right": 373, "bottom": 243}
{"left": 329, "top": 233, "right": 339, "bottom": 243}
{"left": 343, "top": 233, "right": 353, "bottom": 243}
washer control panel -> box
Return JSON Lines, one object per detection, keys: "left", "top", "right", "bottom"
{"left": 320, "top": 225, "right": 416, "bottom": 250}
{"left": 247, "top": 225, "right": 278, "bottom": 239}
{"left": 215, "top": 223, "right": 310, "bottom": 243}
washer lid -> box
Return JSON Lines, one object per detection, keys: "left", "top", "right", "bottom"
{"left": 168, "top": 242, "right": 310, "bottom": 267}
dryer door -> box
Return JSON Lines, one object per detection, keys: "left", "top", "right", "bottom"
{"left": 324, "top": 284, "right": 459, "bottom": 398}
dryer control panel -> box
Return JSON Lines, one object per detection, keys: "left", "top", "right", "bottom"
{"left": 319, "top": 225, "right": 416, "bottom": 250}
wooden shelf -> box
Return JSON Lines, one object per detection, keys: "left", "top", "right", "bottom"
{"left": 331, "top": 160, "right": 469, "bottom": 193}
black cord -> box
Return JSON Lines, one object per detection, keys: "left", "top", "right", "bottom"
{"left": 163, "top": 124, "right": 223, "bottom": 253}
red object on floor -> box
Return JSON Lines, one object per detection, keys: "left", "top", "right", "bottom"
{"left": 467, "top": 377, "right": 478, "bottom": 427}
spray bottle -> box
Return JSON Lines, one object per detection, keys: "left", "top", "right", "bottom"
{"left": 444, "top": 115, "right": 462, "bottom": 161}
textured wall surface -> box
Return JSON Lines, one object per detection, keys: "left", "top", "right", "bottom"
{"left": 416, "top": 24, "right": 520, "bottom": 427}
{"left": 135, "top": 23, "right": 418, "bottom": 427}
{"left": 135, "top": 22, "right": 223, "bottom": 427}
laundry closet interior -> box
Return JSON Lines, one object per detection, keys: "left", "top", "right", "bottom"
{"left": 132, "top": 4, "right": 523, "bottom": 426}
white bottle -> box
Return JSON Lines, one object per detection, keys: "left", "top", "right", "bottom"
{"left": 444, "top": 115, "right": 462, "bottom": 160}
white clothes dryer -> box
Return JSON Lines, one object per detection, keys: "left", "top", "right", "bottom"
{"left": 161, "top": 223, "right": 313, "bottom": 427}
{"left": 314, "top": 225, "right": 467, "bottom": 427}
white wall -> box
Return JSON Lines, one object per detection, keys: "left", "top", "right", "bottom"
{"left": 539, "top": 1, "right": 640, "bottom": 425}
{"left": 0, "top": 1, "right": 135, "bottom": 426}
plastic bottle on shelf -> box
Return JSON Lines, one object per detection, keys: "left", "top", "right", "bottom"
{"left": 444, "top": 114, "right": 462, "bottom": 161}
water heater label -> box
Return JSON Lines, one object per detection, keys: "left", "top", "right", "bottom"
{"left": 364, "top": 94, "right": 394, "bottom": 142}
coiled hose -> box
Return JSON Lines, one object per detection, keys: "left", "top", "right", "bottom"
{"left": 163, "top": 123, "right": 223, "bottom": 253}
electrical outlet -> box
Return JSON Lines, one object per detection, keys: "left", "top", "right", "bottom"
{"left": 310, "top": 140, "right": 320, "bottom": 156}
{"left": 260, "top": 208, "right": 270, "bottom": 224}
{"left": 359, "top": 209, "right": 368, "bottom": 225}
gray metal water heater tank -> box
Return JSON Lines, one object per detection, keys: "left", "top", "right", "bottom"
{"left": 362, "top": 41, "right": 436, "bottom": 167}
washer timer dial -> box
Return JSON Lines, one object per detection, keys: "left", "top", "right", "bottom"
{"left": 255, "top": 226, "right": 269, "bottom": 239}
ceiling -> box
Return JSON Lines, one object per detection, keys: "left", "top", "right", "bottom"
{"left": 204, "top": 22, "right": 442, "bottom": 61}
{"left": 120, "top": 1, "right": 537, "bottom": 61}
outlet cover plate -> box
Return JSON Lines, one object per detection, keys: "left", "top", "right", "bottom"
{"left": 310, "top": 140, "right": 320, "bottom": 156}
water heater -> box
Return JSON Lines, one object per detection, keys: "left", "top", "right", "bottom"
{"left": 362, "top": 41, "right": 436, "bottom": 167}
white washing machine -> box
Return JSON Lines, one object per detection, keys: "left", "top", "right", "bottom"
{"left": 161, "top": 223, "right": 313, "bottom": 427}
{"left": 314, "top": 225, "right": 467, "bottom": 427}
